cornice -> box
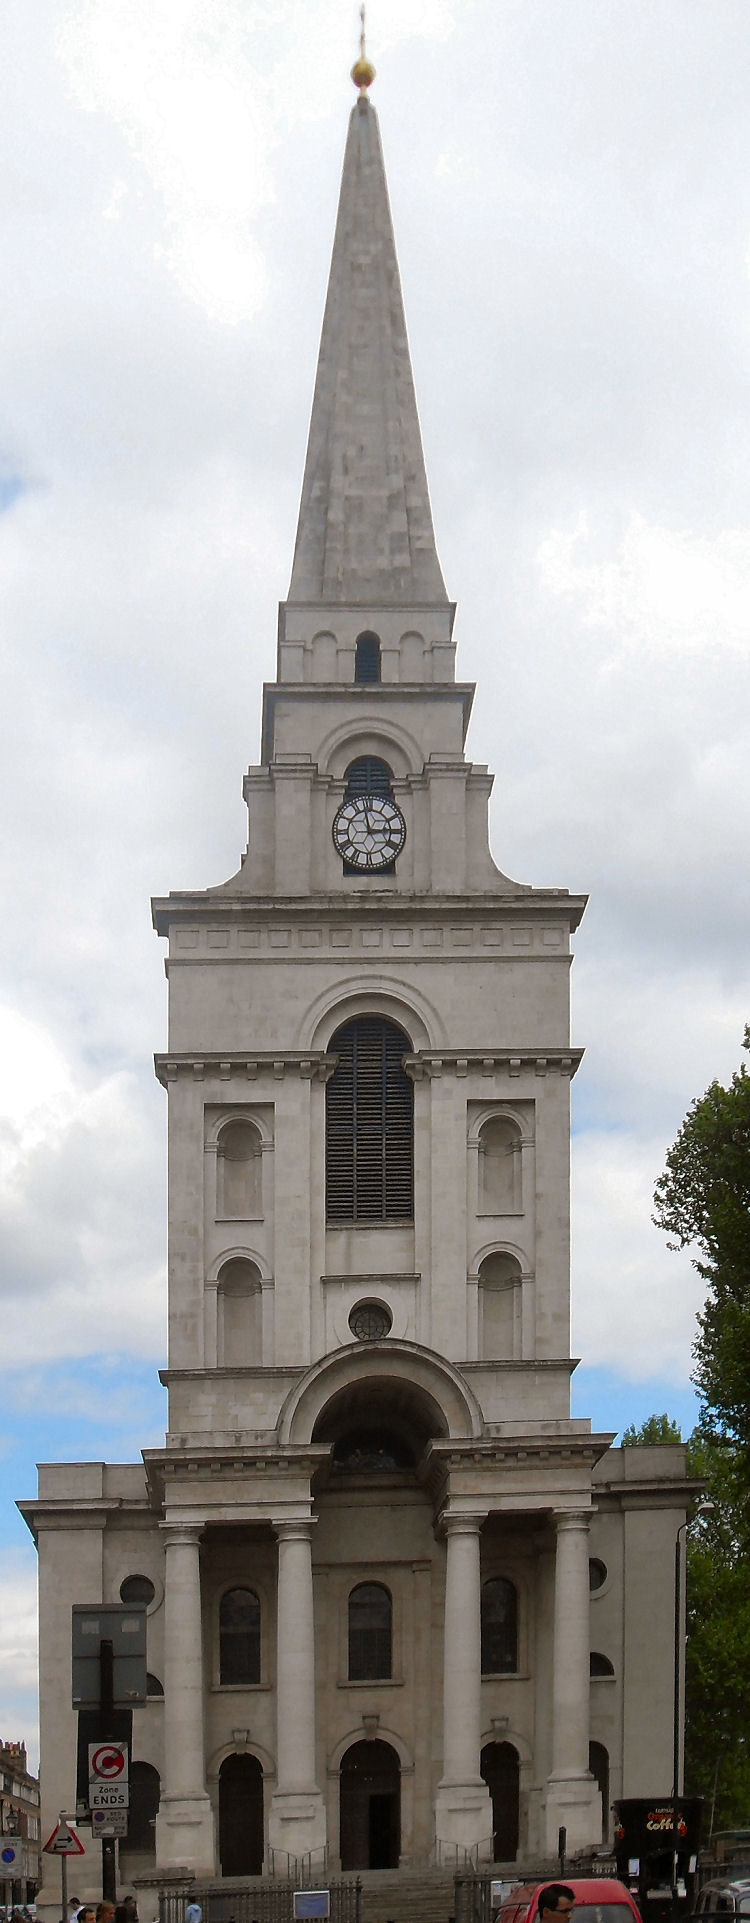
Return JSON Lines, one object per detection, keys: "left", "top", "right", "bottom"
{"left": 17, "top": 1495, "right": 145, "bottom": 1542}
{"left": 153, "top": 1045, "right": 583, "bottom": 1089}
{"left": 152, "top": 889, "right": 587, "bottom": 936}
{"left": 425, "top": 1432, "right": 614, "bottom": 1472}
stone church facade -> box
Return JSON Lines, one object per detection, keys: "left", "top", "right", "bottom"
{"left": 22, "top": 82, "right": 692, "bottom": 1910}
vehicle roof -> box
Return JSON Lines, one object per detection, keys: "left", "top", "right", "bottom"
{"left": 503, "top": 1882, "right": 637, "bottom": 1904}
{"left": 700, "top": 1881, "right": 750, "bottom": 1894}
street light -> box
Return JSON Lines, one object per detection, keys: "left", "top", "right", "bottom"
{"left": 672, "top": 1502, "right": 714, "bottom": 1919}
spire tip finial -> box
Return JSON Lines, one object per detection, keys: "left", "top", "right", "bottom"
{"left": 351, "top": 3, "right": 375, "bottom": 94}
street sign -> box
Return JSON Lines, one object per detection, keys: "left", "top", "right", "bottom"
{"left": 91, "top": 1810, "right": 128, "bottom": 1839}
{"left": 89, "top": 1741, "right": 128, "bottom": 1783}
{"left": 89, "top": 1784, "right": 128, "bottom": 1810}
{"left": 1, "top": 1845, "right": 20, "bottom": 1869}
{"left": 43, "top": 1822, "right": 85, "bottom": 1857}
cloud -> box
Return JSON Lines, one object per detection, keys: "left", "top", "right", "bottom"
{"left": 538, "top": 511, "right": 750, "bottom": 659}
{"left": 572, "top": 1128, "right": 705, "bottom": 1382}
{"left": 0, "top": 1550, "right": 39, "bottom": 1772}
{"left": 0, "top": 1006, "right": 164, "bottom": 1363}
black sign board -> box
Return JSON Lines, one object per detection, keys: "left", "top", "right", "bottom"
{"left": 72, "top": 1605, "right": 147, "bottom": 1708}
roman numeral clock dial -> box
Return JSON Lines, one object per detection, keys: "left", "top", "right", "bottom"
{"left": 332, "top": 792, "right": 407, "bottom": 871}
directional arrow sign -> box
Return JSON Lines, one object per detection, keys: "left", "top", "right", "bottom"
{"left": 43, "top": 1822, "right": 85, "bottom": 1857}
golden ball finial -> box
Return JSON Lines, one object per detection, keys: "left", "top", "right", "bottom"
{"left": 351, "top": 54, "right": 375, "bottom": 92}
{"left": 351, "top": 4, "right": 375, "bottom": 93}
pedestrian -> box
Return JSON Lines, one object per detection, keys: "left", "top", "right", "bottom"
{"left": 96, "top": 1905, "right": 115, "bottom": 1923}
{"left": 185, "top": 1905, "right": 202, "bottom": 1923}
{"left": 538, "top": 1891, "right": 576, "bottom": 1923}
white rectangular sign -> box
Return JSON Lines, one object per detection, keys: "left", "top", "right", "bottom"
{"left": 92, "top": 1810, "right": 128, "bottom": 1838}
{"left": 89, "top": 1784, "right": 129, "bottom": 1810}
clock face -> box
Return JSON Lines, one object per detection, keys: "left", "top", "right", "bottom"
{"left": 333, "top": 792, "right": 406, "bottom": 870}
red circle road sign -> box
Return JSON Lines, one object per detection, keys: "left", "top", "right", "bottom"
{"left": 91, "top": 1744, "right": 126, "bottom": 1779}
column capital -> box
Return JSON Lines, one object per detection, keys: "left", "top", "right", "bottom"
{"left": 440, "top": 1510, "right": 487, "bottom": 1539}
{"left": 160, "top": 1520, "right": 205, "bottom": 1548}
{"left": 553, "top": 1509, "right": 591, "bottom": 1533}
{"left": 273, "top": 1515, "right": 316, "bottom": 1542}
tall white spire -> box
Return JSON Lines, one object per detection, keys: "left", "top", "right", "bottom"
{"left": 287, "top": 94, "right": 448, "bottom": 608}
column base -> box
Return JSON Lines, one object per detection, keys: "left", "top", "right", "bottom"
{"left": 268, "top": 1787, "right": 327, "bottom": 1870}
{"left": 543, "top": 1773, "right": 602, "bottom": 1854}
{"left": 434, "top": 1780, "right": 493, "bottom": 1863}
{"left": 156, "top": 1793, "right": 216, "bottom": 1875}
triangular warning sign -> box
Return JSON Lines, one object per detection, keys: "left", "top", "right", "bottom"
{"left": 43, "top": 1822, "right": 85, "bottom": 1856}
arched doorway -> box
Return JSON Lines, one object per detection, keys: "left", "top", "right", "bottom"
{"left": 590, "top": 1740, "right": 610, "bottom": 1840}
{"left": 480, "top": 1741, "right": 519, "bottom": 1861}
{"left": 340, "top": 1739, "right": 400, "bottom": 1870}
{"left": 120, "top": 1761, "right": 160, "bottom": 1863}
{"left": 219, "top": 1752, "right": 263, "bottom": 1875}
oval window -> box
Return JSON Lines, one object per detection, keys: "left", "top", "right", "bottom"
{"left": 589, "top": 1558, "right": 607, "bottom": 1593}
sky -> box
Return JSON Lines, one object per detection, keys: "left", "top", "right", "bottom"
{"left": 2, "top": 0, "right": 749, "bottom": 1772}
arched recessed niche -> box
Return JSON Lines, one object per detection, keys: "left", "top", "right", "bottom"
{"left": 217, "top": 1257, "right": 263, "bottom": 1365}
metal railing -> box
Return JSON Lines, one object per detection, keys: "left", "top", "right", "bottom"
{"left": 159, "top": 1876, "right": 361, "bottom": 1923}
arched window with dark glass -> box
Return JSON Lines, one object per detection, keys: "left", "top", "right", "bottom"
{"left": 354, "top": 633, "right": 381, "bottom": 684}
{"left": 481, "top": 1577, "right": 518, "bottom": 1674}
{"left": 326, "top": 1016, "right": 413, "bottom": 1222}
{"left": 590, "top": 1650, "right": 615, "bottom": 1677}
{"left": 219, "top": 1587, "right": 261, "bottom": 1685}
{"left": 348, "top": 1582, "right": 392, "bottom": 1680}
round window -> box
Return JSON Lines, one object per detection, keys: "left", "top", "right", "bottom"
{"left": 349, "top": 1300, "right": 393, "bottom": 1341}
{"left": 589, "top": 1558, "right": 607, "bottom": 1593}
{"left": 120, "top": 1574, "right": 156, "bottom": 1607}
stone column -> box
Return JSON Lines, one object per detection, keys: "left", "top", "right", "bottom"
{"left": 268, "top": 1518, "right": 327, "bottom": 1866}
{"left": 155, "top": 1523, "right": 216, "bottom": 1872}
{"left": 544, "top": 1509, "right": 601, "bottom": 1852}
{"left": 434, "top": 1513, "right": 492, "bottom": 1862}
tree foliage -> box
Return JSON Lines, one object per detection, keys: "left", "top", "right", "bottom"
{"left": 682, "top": 1423, "right": 750, "bottom": 1828}
{"left": 651, "top": 1033, "right": 750, "bottom": 1829}
{"left": 621, "top": 1412, "right": 682, "bottom": 1445}
{"left": 653, "top": 1027, "right": 750, "bottom": 1469}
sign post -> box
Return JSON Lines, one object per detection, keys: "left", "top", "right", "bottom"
{"left": 43, "top": 1816, "right": 86, "bottom": 1923}
{"left": 72, "top": 1606, "right": 146, "bottom": 1904}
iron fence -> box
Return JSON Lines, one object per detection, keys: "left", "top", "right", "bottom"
{"left": 159, "top": 1878, "right": 361, "bottom": 1923}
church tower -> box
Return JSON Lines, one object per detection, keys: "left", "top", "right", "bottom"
{"left": 149, "top": 68, "right": 605, "bottom": 1869}
{"left": 23, "top": 49, "right": 691, "bottom": 1909}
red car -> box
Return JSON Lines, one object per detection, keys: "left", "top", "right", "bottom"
{"left": 498, "top": 1880, "right": 642, "bottom": 1923}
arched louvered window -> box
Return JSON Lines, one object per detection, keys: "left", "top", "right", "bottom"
{"left": 348, "top": 1582, "right": 392, "bottom": 1680}
{"left": 219, "top": 1587, "right": 261, "bottom": 1685}
{"left": 481, "top": 1577, "right": 518, "bottom": 1674}
{"left": 344, "top": 756, "right": 393, "bottom": 796}
{"left": 355, "top": 633, "right": 381, "bottom": 683}
{"left": 326, "top": 1017, "right": 413, "bottom": 1223}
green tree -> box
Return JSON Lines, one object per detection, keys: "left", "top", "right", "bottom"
{"left": 682, "top": 1423, "right": 750, "bottom": 1828}
{"left": 653, "top": 1028, "right": 750, "bottom": 1472}
{"left": 621, "top": 1412, "right": 682, "bottom": 1446}
{"left": 653, "top": 1032, "right": 750, "bottom": 1829}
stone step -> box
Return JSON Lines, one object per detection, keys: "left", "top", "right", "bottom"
{"left": 356, "top": 1870, "right": 456, "bottom": 1923}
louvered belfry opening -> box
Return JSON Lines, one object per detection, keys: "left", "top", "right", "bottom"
{"left": 344, "top": 756, "right": 393, "bottom": 796}
{"left": 326, "top": 1016, "right": 413, "bottom": 1222}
